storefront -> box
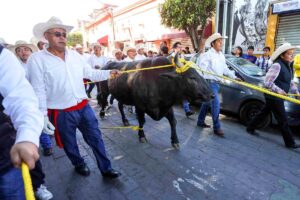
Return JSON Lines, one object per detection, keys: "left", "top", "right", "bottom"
{"left": 265, "top": 0, "right": 300, "bottom": 54}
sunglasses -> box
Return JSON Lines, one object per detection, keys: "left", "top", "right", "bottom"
{"left": 46, "top": 31, "right": 67, "bottom": 38}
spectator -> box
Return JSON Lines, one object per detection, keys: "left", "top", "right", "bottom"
{"left": 233, "top": 46, "right": 243, "bottom": 57}
{"left": 243, "top": 45, "right": 257, "bottom": 63}
{"left": 255, "top": 46, "right": 272, "bottom": 72}
{"left": 147, "top": 50, "right": 153, "bottom": 58}
{"left": 124, "top": 47, "right": 137, "bottom": 62}
{"left": 160, "top": 46, "right": 169, "bottom": 56}
{"left": 135, "top": 46, "right": 147, "bottom": 61}
{"left": 112, "top": 49, "right": 123, "bottom": 62}
{"left": 185, "top": 47, "right": 191, "bottom": 54}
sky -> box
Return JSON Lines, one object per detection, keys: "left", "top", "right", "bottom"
{"left": 0, "top": 0, "right": 133, "bottom": 44}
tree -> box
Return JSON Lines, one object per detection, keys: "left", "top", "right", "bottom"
{"left": 67, "top": 33, "right": 83, "bottom": 47}
{"left": 159, "top": 0, "right": 215, "bottom": 50}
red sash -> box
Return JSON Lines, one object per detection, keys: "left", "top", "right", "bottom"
{"left": 48, "top": 99, "right": 88, "bottom": 148}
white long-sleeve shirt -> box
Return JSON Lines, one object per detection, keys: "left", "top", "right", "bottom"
{"left": 198, "top": 48, "right": 236, "bottom": 81}
{"left": 27, "top": 48, "right": 111, "bottom": 115}
{"left": 135, "top": 54, "right": 146, "bottom": 61}
{"left": 88, "top": 54, "right": 109, "bottom": 69}
{"left": 0, "top": 48, "right": 43, "bottom": 147}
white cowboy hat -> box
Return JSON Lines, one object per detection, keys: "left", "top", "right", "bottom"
{"left": 33, "top": 16, "right": 73, "bottom": 41}
{"left": 271, "top": 43, "right": 300, "bottom": 61}
{"left": 124, "top": 46, "right": 136, "bottom": 55}
{"left": 75, "top": 44, "right": 83, "bottom": 49}
{"left": 31, "top": 37, "right": 48, "bottom": 46}
{"left": 205, "top": 33, "right": 228, "bottom": 47}
{"left": 112, "top": 49, "right": 122, "bottom": 56}
{"left": 0, "top": 37, "right": 8, "bottom": 45}
{"left": 9, "top": 40, "right": 38, "bottom": 53}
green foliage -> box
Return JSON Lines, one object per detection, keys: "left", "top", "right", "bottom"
{"left": 67, "top": 33, "right": 83, "bottom": 47}
{"left": 159, "top": 0, "right": 215, "bottom": 49}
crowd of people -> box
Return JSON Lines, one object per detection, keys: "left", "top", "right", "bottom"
{"left": 0, "top": 15, "right": 300, "bottom": 200}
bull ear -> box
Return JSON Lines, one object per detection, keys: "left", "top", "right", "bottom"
{"left": 159, "top": 72, "right": 180, "bottom": 80}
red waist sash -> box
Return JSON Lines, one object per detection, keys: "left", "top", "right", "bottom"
{"left": 48, "top": 99, "right": 88, "bottom": 148}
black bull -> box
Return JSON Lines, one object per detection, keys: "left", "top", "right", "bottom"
{"left": 98, "top": 56, "right": 212, "bottom": 148}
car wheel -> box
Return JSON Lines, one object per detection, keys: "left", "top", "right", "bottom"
{"left": 239, "top": 101, "right": 271, "bottom": 128}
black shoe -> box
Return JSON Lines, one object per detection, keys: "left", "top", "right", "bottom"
{"left": 185, "top": 111, "right": 195, "bottom": 117}
{"left": 87, "top": 93, "right": 92, "bottom": 98}
{"left": 197, "top": 123, "right": 211, "bottom": 128}
{"left": 43, "top": 148, "right": 53, "bottom": 156}
{"left": 102, "top": 169, "right": 121, "bottom": 179}
{"left": 75, "top": 164, "right": 90, "bottom": 176}
{"left": 246, "top": 128, "right": 259, "bottom": 136}
{"left": 286, "top": 144, "right": 300, "bottom": 149}
{"left": 214, "top": 129, "right": 225, "bottom": 137}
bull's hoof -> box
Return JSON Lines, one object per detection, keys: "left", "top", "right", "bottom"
{"left": 123, "top": 120, "right": 130, "bottom": 127}
{"left": 139, "top": 137, "right": 148, "bottom": 143}
{"left": 99, "top": 111, "right": 105, "bottom": 119}
{"left": 172, "top": 143, "right": 180, "bottom": 149}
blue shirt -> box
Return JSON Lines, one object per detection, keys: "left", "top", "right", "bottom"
{"left": 242, "top": 54, "right": 257, "bottom": 64}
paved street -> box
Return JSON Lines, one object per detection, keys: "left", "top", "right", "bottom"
{"left": 41, "top": 98, "right": 300, "bottom": 200}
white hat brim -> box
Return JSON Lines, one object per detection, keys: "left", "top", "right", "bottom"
{"left": 9, "top": 43, "right": 38, "bottom": 53}
{"left": 271, "top": 45, "right": 299, "bottom": 61}
{"left": 33, "top": 23, "right": 73, "bottom": 41}
{"left": 205, "top": 35, "right": 228, "bottom": 47}
{"left": 124, "top": 47, "right": 136, "bottom": 55}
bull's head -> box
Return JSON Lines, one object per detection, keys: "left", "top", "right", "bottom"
{"left": 173, "top": 53, "right": 212, "bottom": 102}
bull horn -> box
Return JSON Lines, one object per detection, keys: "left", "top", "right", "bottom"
{"left": 174, "top": 52, "right": 184, "bottom": 68}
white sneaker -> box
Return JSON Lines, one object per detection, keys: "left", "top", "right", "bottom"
{"left": 35, "top": 184, "right": 53, "bottom": 200}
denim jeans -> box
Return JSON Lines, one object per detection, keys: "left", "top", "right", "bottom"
{"left": 182, "top": 100, "right": 191, "bottom": 113}
{"left": 40, "top": 132, "right": 52, "bottom": 150}
{"left": 0, "top": 168, "right": 25, "bottom": 200}
{"left": 197, "top": 82, "right": 221, "bottom": 130}
{"left": 56, "top": 104, "right": 112, "bottom": 173}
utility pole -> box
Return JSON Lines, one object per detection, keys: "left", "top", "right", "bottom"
{"left": 215, "top": 0, "right": 220, "bottom": 33}
{"left": 222, "top": 0, "right": 228, "bottom": 53}
{"left": 108, "top": 6, "right": 116, "bottom": 48}
{"left": 228, "top": 0, "right": 235, "bottom": 53}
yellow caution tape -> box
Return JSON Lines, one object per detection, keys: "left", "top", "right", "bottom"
{"left": 21, "top": 162, "right": 35, "bottom": 200}
{"left": 183, "top": 61, "right": 300, "bottom": 105}
{"left": 101, "top": 126, "right": 142, "bottom": 131}
{"left": 84, "top": 59, "right": 300, "bottom": 104}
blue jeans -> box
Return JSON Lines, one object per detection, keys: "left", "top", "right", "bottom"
{"left": 0, "top": 168, "right": 25, "bottom": 200}
{"left": 40, "top": 132, "right": 52, "bottom": 150}
{"left": 182, "top": 100, "right": 191, "bottom": 113}
{"left": 197, "top": 82, "right": 221, "bottom": 130}
{"left": 56, "top": 104, "right": 112, "bottom": 173}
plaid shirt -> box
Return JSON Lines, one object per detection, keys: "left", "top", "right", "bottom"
{"left": 264, "top": 63, "right": 299, "bottom": 94}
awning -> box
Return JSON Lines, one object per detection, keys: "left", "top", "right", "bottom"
{"left": 97, "top": 35, "right": 108, "bottom": 44}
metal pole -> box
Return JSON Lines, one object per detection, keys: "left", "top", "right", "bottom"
{"left": 215, "top": 0, "right": 220, "bottom": 33}
{"left": 109, "top": 7, "right": 116, "bottom": 48}
{"left": 222, "top": 0, "right": 228, "bottom": 53}
{"left": 228, "top": 0, "right": 235, "bottom": 53}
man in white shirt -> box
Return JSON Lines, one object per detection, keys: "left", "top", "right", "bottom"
{"left": 123, "top": 47, "right": 137, "bottom": 62}
{"left": 135, "top": 46, "right": 146, "bottom": 61}
{"left": 197, "top": 33, "right": 240, "bottom": 137}
{"left": 28, "top": 16, "right": 121, "bottom": 179}
{"left": 87, "top": 43, "right": 109, "bottom": 96}
{"left": 112, "top": 49, "right": 123, "bottom": 62}
{"left": 10, "top": 40, "right": 54, "bottom": 156}
{"left": 0, "top": 45, "right": 43, "bottom": 199}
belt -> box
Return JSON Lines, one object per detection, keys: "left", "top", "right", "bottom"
{"left": 48, "top": 99, "right": 88, "bottom": 148}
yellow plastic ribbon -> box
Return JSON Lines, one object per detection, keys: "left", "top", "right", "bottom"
{"left": 21, "top": 162, "right": 35, "bottom": 200}
{"left": 101, "top": 126, "right": 143, "bottom": 131}
{"left": 188, "top": 61, "right": 300, "bottom": 105}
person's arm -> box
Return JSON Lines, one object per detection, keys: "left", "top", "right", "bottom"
{"left": 27, "top": 55, "right": 48, "bottom": 115}
{"left": 83, "top": 57, "right": 113, "bottom": 82}
{"left": 294, "top": 55, "right": 300, "bottom": 70}
{"left": 0, "top": 49, "right": 42, "bottom": 169}
{"left": 264, "top": 63, "right": 286, "bottom": 94}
